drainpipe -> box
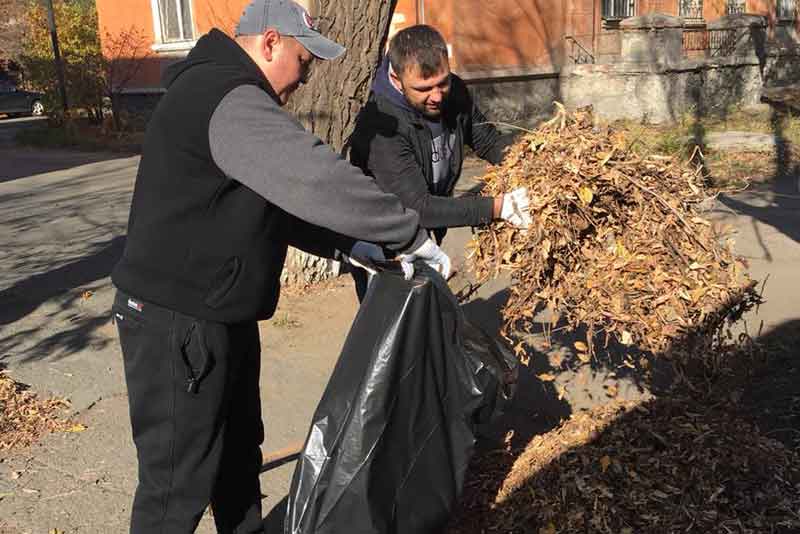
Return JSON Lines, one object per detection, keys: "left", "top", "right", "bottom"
{"left": 592, "top": 0, "right": 599, "bottom": 57}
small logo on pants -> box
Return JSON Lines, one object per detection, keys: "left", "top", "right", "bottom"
{"left": 127, "top": 298, "right": 143, "bottom": 312}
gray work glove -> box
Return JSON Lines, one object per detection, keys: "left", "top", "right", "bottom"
{"left": 398, "top": 238, "right": 451, "bottom": 281}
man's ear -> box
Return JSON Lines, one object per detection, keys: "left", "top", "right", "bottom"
{"left": 260, "top": 29, "right": 281, "bottom": 62}
{"left": 388, "top": 62, "right": 403, "bottom": 91}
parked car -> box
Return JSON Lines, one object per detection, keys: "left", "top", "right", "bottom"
{"left": 0, "top": 79, "right": 44, "bottom": 118}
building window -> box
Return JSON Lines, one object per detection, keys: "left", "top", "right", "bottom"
{"left": 777, "top": 0, "right": 796, "bottom": 19}
{"left": 154, "top": 0, "right": 194, "bottom": 42}
{"left": 679, "top": 0, "right": 704, "bottom": 19}
{"left": 726, "top": 0, "right": 746, "bottom": 14}
{"left": 602, "top": 0, "right": 635, "bottom": 19}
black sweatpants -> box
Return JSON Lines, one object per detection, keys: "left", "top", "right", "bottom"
{"left": 113, "top": 290, "right": 264, "bottom": 534}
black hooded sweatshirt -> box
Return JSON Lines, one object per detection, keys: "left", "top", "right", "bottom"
{"left": 349, "top": 58, "right": 513, "bottom": 239}
{"left": 112, "top": 30, "right": 425, "bottom": 322}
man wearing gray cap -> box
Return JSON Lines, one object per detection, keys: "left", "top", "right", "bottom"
{"left": 110, "top": 1, "right": 450, "bottom": 532}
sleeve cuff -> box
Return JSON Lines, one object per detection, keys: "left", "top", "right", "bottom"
{"left": 477, "top": 196, "right": 496, "bottom": 225}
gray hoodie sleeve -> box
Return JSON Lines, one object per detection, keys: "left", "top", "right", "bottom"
{"left": 208, "top": 84, "right": 426, "bottom": 253}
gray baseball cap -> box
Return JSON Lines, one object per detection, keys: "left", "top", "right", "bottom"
{"left": 236, "top": 0, "right": 345, "bottom": 61}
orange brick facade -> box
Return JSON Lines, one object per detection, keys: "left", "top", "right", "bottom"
{"left": 96, "top": 0, "right": 796, "bottom": 91}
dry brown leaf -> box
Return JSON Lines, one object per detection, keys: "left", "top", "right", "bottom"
{"left": 599, "top": 455, "right": 611, "bottom": 473}
{"left": 577, "top": 186, "right": 594, "bottom": 206}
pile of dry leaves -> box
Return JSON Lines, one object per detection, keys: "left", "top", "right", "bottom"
{"left": 449, "top": 395, "right": 800, "bottom": 534}
{"left": 0, "top": 369, "right": 71, "bottom": 450}
{"left": 469, "top": 104, "right": 761, "bottom": 361}
{"left": 454, "top": 105, "right": 800, "bottom": 533}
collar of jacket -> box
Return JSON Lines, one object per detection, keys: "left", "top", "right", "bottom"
{"left": 162, "top": 28, "right": 282, "bottom": 105}
{"left": 370, "top": 89, "right": 459, "bottom": 132}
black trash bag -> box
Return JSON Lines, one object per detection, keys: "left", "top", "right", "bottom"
{"left": 285, "top": 263, "right": 518, "bottom": 534}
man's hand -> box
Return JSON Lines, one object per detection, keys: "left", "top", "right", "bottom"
{"left": 498, "top": 187, "right": 532, "bottom": 228}
{"left": 347, "top": 241, "right": 385, "bottom": 275}
{"left": 398, "top": 238, "right": 451, "bottom": 281}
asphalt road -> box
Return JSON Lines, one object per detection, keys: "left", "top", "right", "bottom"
{"left": 0, "top": 116, "right": 47, "bottom": 146}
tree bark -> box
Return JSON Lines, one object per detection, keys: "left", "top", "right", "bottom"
{"left": 288, "top": 0, "right": 397, "bottom": 152}
{"left": 281, "top": 0, "right": 398, "bottom": 286}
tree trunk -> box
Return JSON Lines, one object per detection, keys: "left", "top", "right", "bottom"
{"left": 111, "top": 93, "right": 123, "bottom": 131}
{"left": 281, "top": 0, "right": 398, "bottom": 286}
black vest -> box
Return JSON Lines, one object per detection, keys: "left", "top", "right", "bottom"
{"left": 112, "top": 30, "right": 287, "bottom": 323}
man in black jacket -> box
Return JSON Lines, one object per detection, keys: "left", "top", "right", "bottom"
{"left": 110, "top": 1, "right": 450, "bottom": 533}
{"left": 348, "top": 24, "right": 532, "bottom": 299}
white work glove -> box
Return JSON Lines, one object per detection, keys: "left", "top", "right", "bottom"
{"left": 347, "top": 241, "right": 385, "bottom": 275}
{"left": 500, "top": 187, "right": 532, "bottom": 228}
{"left": 398, "top": 238, "right": 451, "bottom": 281}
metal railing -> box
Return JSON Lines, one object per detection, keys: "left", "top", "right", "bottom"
{"left": 565, "top": 36, "right": 596, "bottom": 64}
{"left": 682, "top": 25, "right": 757, "bottom": 56}
{"left": 710, "top": 27, "right": 746, "bottom": 54}
{"left": 682, "top": 27, "right": 709, "bottom": 52}
{"left": 602, "top": 0, "right": 635, "bottom": 20}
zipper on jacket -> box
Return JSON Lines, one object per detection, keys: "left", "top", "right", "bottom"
{"left": 420, "top": 123, "right": 435, "bottom": 191}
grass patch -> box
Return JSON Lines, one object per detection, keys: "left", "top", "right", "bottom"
{"left": 272, "top": 312, "right": 302, "bottom": 329}
{"left": 704, "top": 150, "right": 781, "bottom": 187}
{"left": 610, "top": 107, "right": 800, "bottom": 187}
{"left": 15, "top": 119, "right": 144, "bottom": 153}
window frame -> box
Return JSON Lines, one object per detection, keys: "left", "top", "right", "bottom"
{"left": 679, "top": 0, "right": 705, "bottom": 20}
{"left": 777, "top": 0, "right": 796, "bottom": 20}
{"left": 601, "top": 0, "right": 636, "bottom": 21}
{"left": 150, "top": 0, "right": 196, "bottom": 51}
{"left": 725, "top": 0, "right": 746, "bottom": 14}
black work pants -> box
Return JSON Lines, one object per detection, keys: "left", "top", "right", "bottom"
{"left": 113, "top": 290, "right": 264, "bottom": 534}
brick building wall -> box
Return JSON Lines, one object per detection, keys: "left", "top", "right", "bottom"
{"left": 95, "top": 0, "right": 799, "bottom": 124}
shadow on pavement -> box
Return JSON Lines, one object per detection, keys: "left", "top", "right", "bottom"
{"left": 0, "top": 236, "right": 125, "bottom": 364}
{"left": 720, "top": 175, "right": 800, "bottom": 251}
{"left": 739, "top": 318, "right": 800, "bottom": 449}
{"left": 0, "top": 147, "right": 126, "bottom": 184}
{"left": 447, "top": 317, "right": 800, "bottom": 533}
{"left": 0, "top": 236, "right": 125, "bottom": 327}
{"left": 0, "top": 311, "right": 115, "bottom": 365}
{"left": 719, "top": 103, "right": 800, "bottom": 249}
{"left": 462, "top": 289, "right": 573, "bottom": 450}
